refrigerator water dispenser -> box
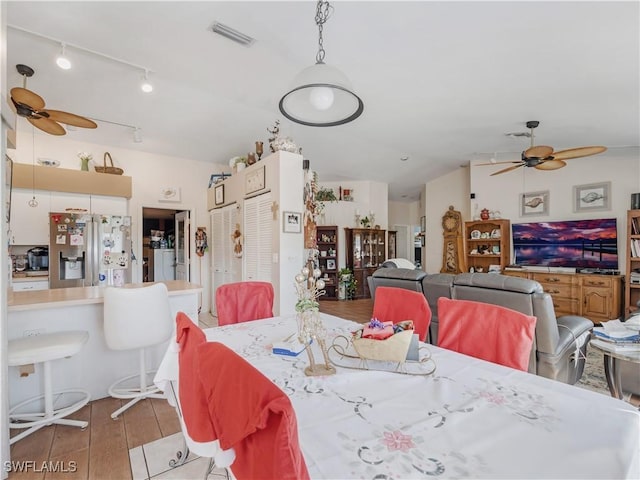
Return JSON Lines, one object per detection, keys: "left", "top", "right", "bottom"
{"left": 60, "top": 253, "right": 85, "bottom": 280}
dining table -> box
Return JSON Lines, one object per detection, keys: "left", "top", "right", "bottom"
{"left": 203, "top": 313, "right": 640, "bottom": 479}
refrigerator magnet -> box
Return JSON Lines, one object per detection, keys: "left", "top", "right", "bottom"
{"left": 70, "top": 234, "right": 84, "bottom": 246}
{"left": 56, "top": 234, "right": 66, "bottom": 245}
{"left": 57, "top": 224, "right": 67, "bottom": 232}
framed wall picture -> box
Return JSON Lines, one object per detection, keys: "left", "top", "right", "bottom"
{"left": 246, "top": 165, "right": 266, "bottom": 195}
{"left": 520, "top": 190, "right": 549, "bottom": 217}
{"left": 420, "top": 215, "right": 426, "bottom": 232}
{"left": 326, "top": 258, "right": 336, "bottom": 270}
{"left": 283, "top": 211, "right": 302, "bottom": 233}
{"left": 214, "top": 183, "right": 225, "bottom": 206}
{"left": 573, "top": 182, "right": 611, "bottom": 212}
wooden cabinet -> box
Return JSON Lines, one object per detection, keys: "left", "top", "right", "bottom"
{"left": 504, "top": 270, "right": 622, "bottom": 323}
{"left": 316, "top": 226, "right": 338, "bottom": 300}
{"left": 345, "top": 228, "right": 386, "bottom": 298}
{"left": 625, "top": 209, "right": 640, "bottom": 316}
{"left": 463, "top": 219, "right": 511, "bottom": 273}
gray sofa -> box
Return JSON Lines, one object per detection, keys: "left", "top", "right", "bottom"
{"left": 369, "top": 268, "right": 594, "bottom": 385}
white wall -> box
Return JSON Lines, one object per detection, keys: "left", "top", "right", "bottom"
{"left": 424, "top": 168, "right": 470, "bottom": 273}
{"left": 9, "top": 129, "right": 226, "bottom": 311}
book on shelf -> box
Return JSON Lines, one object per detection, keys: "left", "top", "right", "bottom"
{"left": 591, "top": 338, "right": 640, "bottom": 353}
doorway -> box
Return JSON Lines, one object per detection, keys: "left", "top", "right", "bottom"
{"left": 142, "top": 207, "right": 184, "bottom": 282}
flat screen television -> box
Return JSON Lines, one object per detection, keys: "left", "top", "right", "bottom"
{"left": 512, "top": 218, "right": 618, "bottom": 270}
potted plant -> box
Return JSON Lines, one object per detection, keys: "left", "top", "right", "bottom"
{"left": 339, "top": 268, "right": 357, "bottom": 300}
{"left": 229, "top": 156, "right": 247, "bottom": 173}
{"left": 316, "top": 187, "right": 338, "bottom": 203}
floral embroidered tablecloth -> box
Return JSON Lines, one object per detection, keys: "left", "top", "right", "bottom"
{"left": 205, "top": 314, "right": 640, "bottom": 479}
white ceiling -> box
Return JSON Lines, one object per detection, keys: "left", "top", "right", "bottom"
{"left": 6, "top": 1, "right": 640, "bottom": 201}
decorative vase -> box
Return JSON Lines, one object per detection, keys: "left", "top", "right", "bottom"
{"left": 236, "top": 162, "right": 246, "bottom": 172}
{"left": 80, "top": 158, "right": 90, "bottom": 171}
{"left": 480, "top": 208, "right": 490, "bottom": 220}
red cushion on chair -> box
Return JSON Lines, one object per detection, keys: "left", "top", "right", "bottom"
{"left": 437, "top": 297, "right": 537, "bottom": 372}
{"left": 197, "top": 342, "right": 310, "bottom": 480}
{"left": 216, "top": 282, "right": 274, "bottom": 326}
{"left": 176, "top": 312, "right": 216, "bottom": 443}
{"left": 372, "top": 286, "right": 432, "bottom": 342}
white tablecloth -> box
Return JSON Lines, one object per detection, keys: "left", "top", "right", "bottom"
{"left": 205, "top": 313, "right": 640, "bottom": 479}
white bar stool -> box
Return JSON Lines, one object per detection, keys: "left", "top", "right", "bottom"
{"left": 8, "top": 331, "right": 90, "bottom": 445}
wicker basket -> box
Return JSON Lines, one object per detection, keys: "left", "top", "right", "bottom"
{"left": 95, "top": 152, "right": 124, "bottom": 175}
{"left": 353, "top": 329, "right": 413, "bottom": 362}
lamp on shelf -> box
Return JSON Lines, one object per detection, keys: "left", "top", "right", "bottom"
{"left": 278, "top": 0, "right": 363, "bottom": 127}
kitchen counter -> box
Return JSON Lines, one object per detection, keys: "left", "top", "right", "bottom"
{"left": 7, "top": 280, "right": 202, "bottom": 404}
{"left": 8, "top": 280, "right": 201, "bottom": 311}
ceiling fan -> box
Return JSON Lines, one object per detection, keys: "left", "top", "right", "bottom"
{"left": 10, "top": 64, "right": 97, "bottom": 136}
{"left": 478, "top": 121, "right": 607, "bottom": 176}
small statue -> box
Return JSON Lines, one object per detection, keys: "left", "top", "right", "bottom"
{"left": 267, "top": 120, "right": 280, "bottom": 153}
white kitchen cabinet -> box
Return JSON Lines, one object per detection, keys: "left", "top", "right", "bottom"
{"left": 90, "top": 195, "right": 128, "bottom": 215}
{"left": 10, "top": 189, "right": 51, "bottom": 245}
{"left": 243, "top": 192, "right": 273, "bottom": 282}
{"left": 12, "top": 280, "right": 49, "bottom": 291}
{"left": 50, "top": 192, "right": 91, "bottom": 213}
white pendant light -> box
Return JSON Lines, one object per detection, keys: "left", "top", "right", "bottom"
{"left": 56, "top": 43, "right": 71, "bottom": 70}
{"left": 279, "top": 0, "right": 363, "bottom": 127}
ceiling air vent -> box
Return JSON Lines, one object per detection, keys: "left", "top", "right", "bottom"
{"left": 210, "top": 22, "right": 255, "bottom": 47}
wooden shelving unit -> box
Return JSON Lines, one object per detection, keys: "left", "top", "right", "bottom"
{"left": 316, "top": 225, "right": 339, "bottom": 300}
{"left": 463, "top": 219, "right": 511, "bottom": 273}
{"left": 345, "top": 227, "right": 386, "bottom": 298}
{"left": 624, "top": 209, "right": 640, "bottom": 316}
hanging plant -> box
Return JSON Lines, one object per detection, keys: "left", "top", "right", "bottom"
{"left": 316, "top": 187, "right": 338, "bottom": 202}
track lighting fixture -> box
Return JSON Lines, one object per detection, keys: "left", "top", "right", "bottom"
{"left": 141, "top": 70, "right": 153, "bottom": 93}
{"left": 56, "top": 43, "right": 71, "bottom": 70}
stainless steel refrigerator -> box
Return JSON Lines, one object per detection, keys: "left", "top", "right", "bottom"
{"left": 49, "top": 212, "right": 132, "bottom": 288}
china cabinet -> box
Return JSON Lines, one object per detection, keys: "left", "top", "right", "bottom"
{"left": 345, "top": 228, "right": 386, "bottom": 299}
{"left": 625, "top": 209, "right": 640, "bottom": 316}
{"left": 316, "top": 225, "right": 339, "bottom": 300}
{"left": 388, "top": 230, "right": 397, "bottom": 259}
{"left": 463, "top": 219, "right": 510, "bottom": 273}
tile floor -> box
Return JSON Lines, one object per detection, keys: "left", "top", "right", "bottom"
{"left": 129, "top": 433, "right": 228, "bottom": 480}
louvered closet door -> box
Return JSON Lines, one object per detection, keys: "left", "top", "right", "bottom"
{"left": 211, "top": 208, "right": 225, "bottom": 316}
{"left": 243, "top": 192, "right": 272, "bottom": 281}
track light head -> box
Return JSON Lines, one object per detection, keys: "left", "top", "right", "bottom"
{"left": 141, "top": 69, "right": 153, "bottom": 93}
{"left": 56, "top": 43, "right": 71, "bottom": 70}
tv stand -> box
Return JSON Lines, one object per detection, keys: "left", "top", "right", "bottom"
{"left": 503, "top": 270, "right": 623, "bottom": 323}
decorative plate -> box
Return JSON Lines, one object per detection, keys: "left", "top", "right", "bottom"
{"left": 470, "top": 230, "right": 481, "bottom": 239}
{"left": 37, "top": 158, "right": 60, "bottom": 167}
{"left": 490, "top": 229, "right": 501, "bottom": 239}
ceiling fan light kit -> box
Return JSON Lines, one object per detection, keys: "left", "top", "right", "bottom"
{"left": 56, "top": 43, "right": 71, "bottom": 70}
{"left": 279, "top": 0, "right": 363, "bottom": 127}
{"left": 478, "top": 120, "right": 607, "bottom": 176}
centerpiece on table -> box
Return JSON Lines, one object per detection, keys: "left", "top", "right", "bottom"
{"left": 294, "top": 266, "right": 336, "bottom": 376}
{"left": 352, "top": 319, "right": 415, "bottom": 363}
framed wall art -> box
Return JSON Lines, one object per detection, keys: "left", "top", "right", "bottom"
{"left": 520, "top": 190, "right": 549, "bottom": 217}
{"left": 283, "top": 211, "right": 302, "bottom": 233}
{"left": 214, "top": 183, "right": 225, "bottom": 206}
{"left": 573, "top": 182, "right": 611, "bottom": 212}
{"left": 246, "top": 165, "right": 266, "bottom": 195}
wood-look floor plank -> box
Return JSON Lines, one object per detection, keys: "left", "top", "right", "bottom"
{"left": 48, "top": 405, "right": 91, "bottom": 459}
{"left": 87, "top": 445, "right": 132, "bottom": 480}
{"left": 8, "top": 420, "right": 54, "bottom": 480}
{"left": 320, "top": 298, "right": 373, "bottom": 324}
{"left": 88, "top": 398, "right": 128, "bottom": 451}
{"left": 44, "top": 448, "right": 88, "bottom": 480}
{"left": 149, "top": 398, "right": 180, "bottom": 438}
{"left": 122, "top": 399, "right": 162, "bottom": 450}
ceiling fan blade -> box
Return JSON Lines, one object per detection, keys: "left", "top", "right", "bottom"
{"left": 28, "top": 117, "right": 66, "bottom": 136}
{"left": 550, "top": 146, "right": 607, "bottom": 161}
{"left": 10, "top": 87, "right": 45, "bottom": 110}
{"left": 43, "top": 110, "right": 98, "bottom": 129}
{"left": 524, "top": 145, "right": 554, "bottom": 158}
{"left": 476, "top": 160, "right": 521, "bottom": 166}
{"left": 490, "top": 164, "right": 524, "bottom": 176}
{"left": 535, "top": 160, "right": 567, "bottom": 171}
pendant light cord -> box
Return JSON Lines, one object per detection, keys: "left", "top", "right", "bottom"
{"left": 29, "top": 126, "right": 38, "bottom": 207}
{"left": 315, "top": 0, "right": 333, "bottom": 64}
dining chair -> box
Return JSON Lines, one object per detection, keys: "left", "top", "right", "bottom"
{"left": 437, "top": 297, "right": 537, "bottom": 372}
{"left": 196, "top": 341, "right": 310, "bottom": 480}
{"left": 372, "top": 286, "right": 432, "bottom": 342}
{"left": 215, "top": 281, "right": 274, "bottom": 326}
{"left": 103, "top": 283, "right": 173, "bottom": 418}
{"left": 164, "top": 312, "right": 235, "bottom": 477}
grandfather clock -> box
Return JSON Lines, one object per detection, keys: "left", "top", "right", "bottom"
{"left": 441, "top": 205, "right": 465, "bottom": 274}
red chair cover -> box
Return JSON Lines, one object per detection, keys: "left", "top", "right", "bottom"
{"left": 216, "top": 281, "right": 274, "bottom": 326}
{"left": 176, "top": 312, "right": 216, "bottom": 443}
{"left": 197, "top": 342, "right": 310, "bottom": 480}
{"left": 437, "top": 297, "right": 537, "bottom": 372}
{"left": 372, "top": 286, "right": 432, "bottom": 341}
